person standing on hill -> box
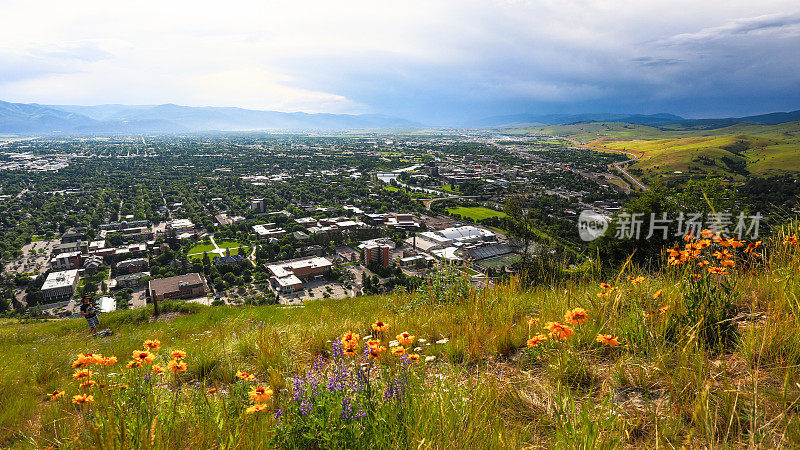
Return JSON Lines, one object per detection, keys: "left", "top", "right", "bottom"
{"left": 80, "top": 296, "right": 99, "bottom": 334}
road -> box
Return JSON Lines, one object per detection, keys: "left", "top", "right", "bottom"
{"left": 571, "top": 140, "right": 648, "bottom": 191}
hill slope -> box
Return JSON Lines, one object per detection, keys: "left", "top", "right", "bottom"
{"left": 3, "top": 231, "right": 800, "bottom": 448}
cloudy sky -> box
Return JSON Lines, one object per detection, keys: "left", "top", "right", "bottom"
{"left": 1, "top": 0, "right": 799, "bottom": 123}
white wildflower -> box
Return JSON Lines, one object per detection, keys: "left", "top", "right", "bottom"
{"left": 425, "top": 356, "right": 436, "bottom": 362}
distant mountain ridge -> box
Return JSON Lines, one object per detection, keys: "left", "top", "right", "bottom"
{"left": 473, "top": 110, "right": 800, "bottom": 129}
{"left": 0, "top": 100, "right": 421, "bottom": 134}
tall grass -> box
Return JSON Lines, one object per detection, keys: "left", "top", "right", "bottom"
{"left": 2, "top": 225, "right": 800, "bottom": 447}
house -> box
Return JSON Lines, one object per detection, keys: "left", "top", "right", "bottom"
{"left": 115, "top": 258, "right": 149, "bottom": 274}
{"left": 266, "top": 257, "right": 332, "bottom": 293}
{"left": 52, "top": 241, "right": 87, "bottom": 255}
{"left": 250, "top": 198, "right": 267, "bottom": 213}
{"left": 148, "top": 273, "right": 208, "bottom": 302}
{"left": 41, "top": 269, "right": 80, "bottom": 302}
{"left": 50, "top": 251, "right": 82, "bottom": 270}
{"left": 61, "top": 228, "right": 85, "bottom": 244}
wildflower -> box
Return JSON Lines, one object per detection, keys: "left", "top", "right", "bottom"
{"left": 236, "top": 370, "right": 256, "bottom": 381}
{"left": 168, "top": 360, "right": 188, "bottom": 373}
{"left": 388, "top": 340, "right": 399, "bottom": 347}
{"left": 544, "top": 322, "right": 574, "bottom": 340}
{"left": 341, "top": 332, "right": 360, "bottom": 350}
{"left": 245, "top": 403, "right": 269, "bottom": 414}
{"left": 126, "top": 360, "right": 142, "bottom": 369}
{"left": 152, "top": 365, "right": 166, "bottom": 374}
{"left": 344, "top": 347, "right": 357, "bottom": 356}
{"left": 391, "top": 346, "right": 407, "bottom": 356}
{"left": 207, "top": 388, "right": 217, "bottom": 394}
{"left": 564, "top": 307, "right": 589, "bottom": 324}
{"left": 131, "top": 350, "right": 156, "bottom": 364}
{"left": 170, "top": 350, "right": 187, "bottom": 360}
{"left": 248, "top": 386, "right": 273, "bottom": 402}
{"left": 435, "top": 338, "right": 449, "bottom": 345}
{"left": 629, "top": 276, "right": 644, "bottom": 285}
{"left": 49, "top": 390, "right": 65, "bottom": 399}
{"left": 98, "top": 356, "right": 118, "bottom": 366}
{"left": 599, "top": 283, "right": 613, "bottom": 290}
{"left": 367, "top": 339, "right": 381, "bottom": 348}
{"left": 118, "top": 384, "right": 128, "bottom": 390}
{"left": 143, "top": 339, "right": 161, "bottom": 351}
{"left": 396, "top": 332, "right": 415, "bottom": 346}
{"left": 372, "top": 321, "right": 389, "bottom": 332}
{"left": 79, "top": 380, "right": 96, "bottom": 388}
{"left": 729, "top": 238, "right": 744, "bottom": 249}
{"left": 691, "top": 274, "right": 701, "bottom": 279}
{"left": 652, "top": 289, "right": 663, "bottom": 299}
{"left": 721, "top": 259, "right": 736, "bottom": 268}
{"left": 786, "top": 236, "right": 798, "bottom": 246}
{"left": 659, "top": 305, "right": 670, "bottom": 314}
{"left": 596, "top": 334, "right": 621, "bottom": 347}
{"left": 527, "top": 333, "right": 548, "bottom": 347}
{"left": 708, "top": 266, "right": 728, "bottom": 275}
{"left": 697, "top": 260, "right": 710, "bottom": 267}
{"left": 417, "top": 338, "right": 427, "bottom": 344}
{"left": 71, "top": 353, "right": 100, "bottom": 368}
{"left": 368, "top": 345, "right": 386, "bottom": 359}
{"left": 425, "top": 355, "right": 436, "bottom": 362}
{"left": 527, "top": 317, "right": 539, "bottom": 326}
{"left": 72, "top": 369, "right": 92, "bottom": 380}
{"left": 72, "top": 394, "right": 94, "bottom": 405}
{"left": 408, "top": 353, "right": 420, "bottom": 361}
{"left": 597, "top": 291, "right": 610, "bottom": 298}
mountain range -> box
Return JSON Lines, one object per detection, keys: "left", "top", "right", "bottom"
{"left": 1, "top": 99, "right": 799, "bottom": 134}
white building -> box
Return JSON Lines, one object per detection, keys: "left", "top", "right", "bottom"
{"left": 41, "top": 269, "right": 80, "bottom": 302}
{"left": 413, "top": 226, "right": 496, "bottom": 250}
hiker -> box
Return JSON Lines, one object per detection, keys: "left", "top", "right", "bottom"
{"left": 80, "top": 296, "right": 99, "bottom": 334}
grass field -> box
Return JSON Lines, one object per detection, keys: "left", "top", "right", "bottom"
{"left": 187, "top": 239, "right": 246, "bottom": 259}
{"left": 446, "top": 206, "right": 507, "bottom": 221}
{"left": 476, "top": 253, "right": 521, "bottom": 269}
{"left": 4, "top": 226, "right": 800, "bottom": 448}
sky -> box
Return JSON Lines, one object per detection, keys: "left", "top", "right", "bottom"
{"left": 1, "top": 0, "right": 799, "bottom": 124}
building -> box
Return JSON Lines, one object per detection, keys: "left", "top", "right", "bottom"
{"left": 52, "top": 241, "right": 87, "bottom": 255}
{"left": 413, "top": 226, "right": 496, "bottom": 250}
{"left": 250, "top": 198, "right": 267, "bottom": 213}
{"left": 386, "top": 213, "right": 421, "bottom": 230}
{"left": 83, "top": 254, "right": 104, "bottom": 274}
{"left": 50, "top": 251, "right": 82, "bottom": 270}
{"left": 115, "top": 258, "right": 149, "bottom": 274}
{"left": 61, "top": 228, "right": 85, "bottom": 244}
{"left": 364, "top": 243, "right": 390, "bottom": 267}
{"left": 214, "top": 254, "right": 247, "bottom": 266}
{"left": 114, "top": 272, "right": 150, "bottom": 289}
{"left": 253, "top": 224, "right": 286, "bottom": 239}
{"left": 41, "top": 269, "right": 80, "bottom": 302}
{"left": 148, "top": 273, "right": 208, "bottom": 302}
{"left": 266, "top": 257, "right": 332, "bottom": 293}
{"left": 167, "top": 219, "right": 195, "bottom": 234}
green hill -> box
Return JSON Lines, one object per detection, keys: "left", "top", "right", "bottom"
{"left": 4, "top": 227, "right": 800, "bottom": 448}
{"left": 505, "top": 121, "right": 800, "bottom": 181}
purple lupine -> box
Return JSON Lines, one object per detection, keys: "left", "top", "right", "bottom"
{"left": 341, "top": 396, "right": 355, "bottom": 422}
{"left": 292, "top": 377, "right": 305, "bottom": 401}
{"left": 300, "top": 400, "right": 313, "bottom": 415}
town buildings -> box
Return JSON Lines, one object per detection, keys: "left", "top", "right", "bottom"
{"left": 41, "top": 269, "right": 80, "bottom": 302}
{"left": 267, "top": 256, "right": 333, "bottom": 293}
{"left": 148, "top": 273, "right": 208, "bottom": 302}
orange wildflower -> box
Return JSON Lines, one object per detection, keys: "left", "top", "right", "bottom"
{"left": 126, "top": 360, "right": 142, "bottom": 369}
{"left": 596, "top": 334, "right": 621, "bottom": 347}
{"left": 599, "top": 283, "right": 613, "bottom": 290}
{"left": 564, "top": 307, "right": 589, "bottom": 324}
{"left": 527, "top": 333, "right": 548, "bottom": 347}
{"left": 71, "top": 353, "right": 100, "bottom": 368}
{"left": 79, "top": 380, "right": 96, "bottom": 388}
{"left": 248, "top": 386, "right": 273, "bottom": 402}
{"left": 368, "top": 345, "right": 386, "bottom": 359}
{"left": 170, "top": 349, "right": 187, "bottom": 360}
{"left": 708, "top": 266, "right": 728, "bottom": 275}
{"left": 168, "top": 360, "right": 188, "bottom": 373}
{"left": 98, "top": 356, "right": 118, "bottom": 366}
{"left": 236, "top": 370, "right": 256, "bottom": 381}
{"left": 344, "top": 347, "right": 357, "bottom": 356}
{"left": 408, "top": 353, "right": 420, "bottom": 361}
{"left": 207, "top": 388, "right": 217, "bottom": 394}
{"left": 72, "top": 394, "right": 94, "bottom": 405}
{"left": 152, "top": 365, "right": 166, "bottom": 374}
{"left": 49, "top": 390, "right": 65, "bottom": 399}
{"left": 652, "top": 289, "right": 663, "bottom": 299}
{"left": 367, "top": 339, "right": 381, "bottom": 348}
{"left": 527, "top": 317, "right": 539, "bottom": 326}
{"left": 72, "top": 369, "right": 92, "bottom": 380}
{"left": 131, "top": 350, "right": 156, "bottom": 364}
{"left": 341, "top": 332, "right": 360, "bottom": 350}
{"left": 371, "top": 321, "right": 389, "bottom": 332}
{"left": 246, "top": 403, "right": 269, "bottom": 414}
{"left": 391, "top": 346, "right": 407, "bottom": 356}
{"left": 544, "top": 322, "right": 574, "bottom": 340}
{"left": 143, "top": 339, "right": 161, "bottom": 351}
{"left": 628, "top": 276, "right": 644, "bottom": 285}
{"left": 396, "top": 332, "right": 415, "bottom": 346}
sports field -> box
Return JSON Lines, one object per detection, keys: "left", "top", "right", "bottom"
{"left": 446, "top": 206, "right": 507, "bottom": 221}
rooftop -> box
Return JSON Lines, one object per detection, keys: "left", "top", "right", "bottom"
{"left": 41, "top": 269, "right": 79, "bottom": 290}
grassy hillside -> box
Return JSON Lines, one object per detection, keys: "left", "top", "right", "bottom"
{"left": 505, "top": 121, "right": 800, "bottom": 181}
{"left": 3, "top": 226, "right": 800, "bottom": 448}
